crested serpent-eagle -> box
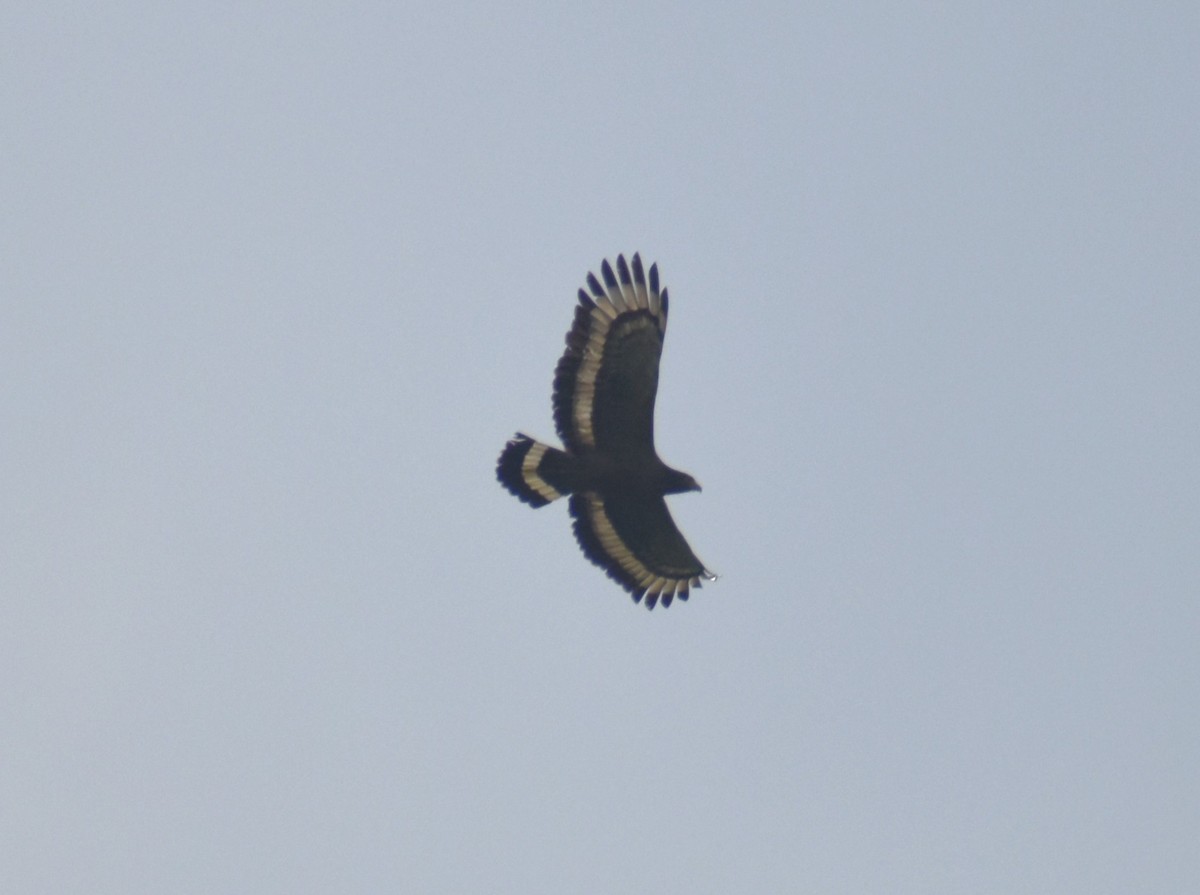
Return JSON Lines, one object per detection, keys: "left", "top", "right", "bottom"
{"left": 496, "top": 253, "right": 715, "bottom": 609}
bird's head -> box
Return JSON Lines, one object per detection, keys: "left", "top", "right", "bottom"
{"left": 663, "top": 468, "right": 702, "bottom": 495}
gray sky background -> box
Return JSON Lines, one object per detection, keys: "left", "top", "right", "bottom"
{"left": 4, "top": 3, "right": 1198, "bottom": 892}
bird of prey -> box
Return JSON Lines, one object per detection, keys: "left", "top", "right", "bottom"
{"left": 496, "top": 253, "right": 714, "bottom": 609}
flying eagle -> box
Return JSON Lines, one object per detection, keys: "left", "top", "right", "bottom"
{"left": 496, "top": 253, "right": 714, "bottom": 609}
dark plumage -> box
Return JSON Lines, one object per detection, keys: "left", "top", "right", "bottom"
{"left": 496, "top": 254, "right": 714, "bottom": 609}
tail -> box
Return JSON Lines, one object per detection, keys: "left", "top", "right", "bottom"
{"left": 496, "top": 434, "right": 579, "bottom": 507}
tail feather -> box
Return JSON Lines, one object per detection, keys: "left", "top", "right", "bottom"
{"left": 496, "top": 434, "right": 578, "bottom": 507}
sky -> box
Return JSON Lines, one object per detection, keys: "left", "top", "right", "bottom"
{"left": 3, "top": 3, "right": 1198, "bottom": 892}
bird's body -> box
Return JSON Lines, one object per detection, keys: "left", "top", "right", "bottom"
{"left": 496, "top": 253, "right": 713, "bottom": 609}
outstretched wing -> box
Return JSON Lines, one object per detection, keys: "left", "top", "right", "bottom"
{"left": 553, "top": 254, "right": 668, "bottom": 457}
{"left": 569, "top": 491, "right": 713, "bottom": 610}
